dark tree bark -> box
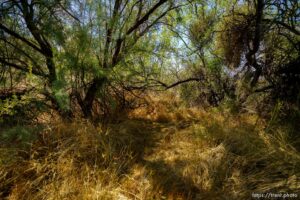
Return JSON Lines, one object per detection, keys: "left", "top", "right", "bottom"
{"left": 245, "top": 0, "right": 264, "bottom": 87}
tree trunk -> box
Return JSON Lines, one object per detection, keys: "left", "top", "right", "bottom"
{"left": 81, "top": 77, "right": 107, "bottom": 118}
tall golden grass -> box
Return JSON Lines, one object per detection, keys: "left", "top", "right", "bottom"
{"left": 1, "top": 93, "right": 299, "bottom": 199}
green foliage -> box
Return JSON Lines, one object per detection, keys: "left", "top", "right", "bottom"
{"left": 0, "top": 126, "right": 37, "bottom": 147}
{"left": 0, "top": 95, "right": 31, "bottom": 119}
{"left": 190, "top": 10, "right": 216, "bottom": 50}
{"left": 52, "top": 79, "right": 70, "bottom": 111}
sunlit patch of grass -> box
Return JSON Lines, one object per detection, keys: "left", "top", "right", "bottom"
{"left": 122, "top": 95, "right": 300, "bottom": 199}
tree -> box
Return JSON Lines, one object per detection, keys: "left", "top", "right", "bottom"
{"left": 217, "top": 0, "right": 299, "bottom": 108}
{"left": 0, "top": 0, "right": 72, "bottom": 117}
{"left": 0, "top": 0, "right": 188, "bottom": 120}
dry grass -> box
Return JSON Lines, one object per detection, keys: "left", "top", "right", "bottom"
{"left": 1, "top": 93, "right": 300, "bottom": 199}
{"left": 1, "top": 121, "right": 132, "bottom": 199}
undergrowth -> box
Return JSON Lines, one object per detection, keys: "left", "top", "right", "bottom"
{"left": 0, "top": 93, "right": 299, "bottom": 199}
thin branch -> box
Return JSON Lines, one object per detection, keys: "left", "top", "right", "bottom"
{"left": 58, "top": 2, "right": 81, "bottom": 22}
{"left": 0, "top": 57, "right": 47, "bottom": 77}
{"left": 263, "top": 18, "right": 300, "bottom": 35}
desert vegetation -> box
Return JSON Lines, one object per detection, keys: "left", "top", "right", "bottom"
{"left": 0, "top": 0, "right": 299, "bottom": 199}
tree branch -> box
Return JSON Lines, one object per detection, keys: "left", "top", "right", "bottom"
{"left": 0, "top": 57, "right": 47, "bottom": 77}
{"left": 0, "top": 23, "right": 43, "bottom": 54}
{"left": 126, "top": 0, "right": 168, "bottom": 35}
{"left": 155, "top": 77, "right": 202, "bottom": 89}
{"left": 263, "top": 18, "right": 300, "bottom": 35}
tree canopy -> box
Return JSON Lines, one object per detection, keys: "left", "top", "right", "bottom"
{"left": 0, "top": 0, "right": 299, "bottom": 121}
